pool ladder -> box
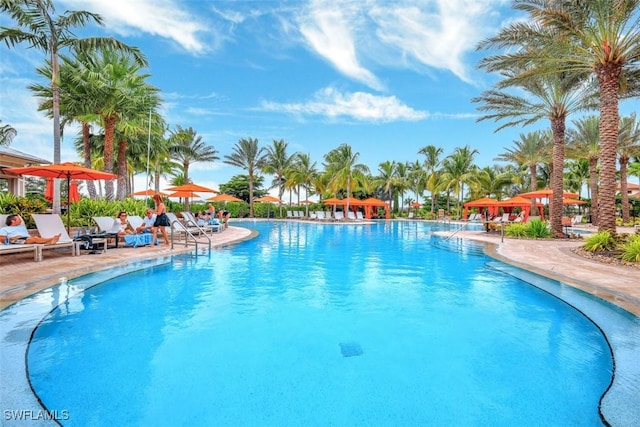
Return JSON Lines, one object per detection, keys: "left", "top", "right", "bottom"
{"left": 443, "top": 222, "right": 468, "bottom": 241}
{"left": 169, "top": 220, "right": 212, "bottom": 255}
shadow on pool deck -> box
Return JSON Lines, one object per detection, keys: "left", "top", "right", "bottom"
{"left": 1, "top": 220, "right": 639, "bottom": 317}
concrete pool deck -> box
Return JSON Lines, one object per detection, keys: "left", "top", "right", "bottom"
{"left": 1, "top": 220, "right": 638, "bottom": 316}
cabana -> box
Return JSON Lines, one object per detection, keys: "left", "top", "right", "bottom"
{"left": 496, "top": 196, "right": 544, "bottom": 222}
{"left": 462, "top": 197, "right": 499, "bottom": 220}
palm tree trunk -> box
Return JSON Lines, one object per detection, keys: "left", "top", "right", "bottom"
{"left": 103, "top": 116, "right": 117, "bottom": 200}
{"left": 529, "top": 163, "right": 538, "bottom": 215}
{"left": 116, "top": 138, "right": 128, "bottom": 200}
{"left": 596, "top": 62, "right": 622, "bottom": 234}
{"left": 82, "top": 123, "right": 97, "bottom": 199}
{"left": 550, "top": 117, "right": 566, "bottom": 237}
{"left": 620, "top": 156, "right": 630, "bottom": 223}
{"left": 589, "top": 157, "right": 599, "bottom": 226}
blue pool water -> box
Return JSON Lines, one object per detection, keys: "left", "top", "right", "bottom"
{"left": 27, "top": 221, "right": 613, "bottom": 426}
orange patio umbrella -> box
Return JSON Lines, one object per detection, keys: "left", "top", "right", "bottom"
{"left": 255, "top": 195, "right": 283, "bottom": 203}
{"left": 322, "top": 197, "right": 342, "bottom": 205}
{"left": 563, "top": 199, "right": 587, "bottom": 205}
{"left": 167, "top": 190, "right": 202, "bottom": 199}
{"left": 130, "top": 189, "right": 169, "bottom": 197}
{"left": 5, "top": 162, "right": 117, "bottom": 231}
{"left": 519, "top": 189, "right": 579, "bottom": 199}
{"left": 207, "top": 193, "right": 242, "bottom": 202}
{"left": 165, "top": 183, "right": 219, "bottom": 193}
{"left": 44, "top": 178, "right": 80, "bottom": 203}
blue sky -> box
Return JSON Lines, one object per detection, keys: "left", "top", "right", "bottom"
{"left": 1, "top": 0, "right": 636, "bottom": 201}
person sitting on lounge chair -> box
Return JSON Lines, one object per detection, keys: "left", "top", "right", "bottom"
{"left": 136, "top": 210, "right": 156, "bottom": 233}
{"left": 0, "top": 214, "right": 61, "bottom": 244}
{"left": 113, "top": 211, "right": 134, "bottom": 236}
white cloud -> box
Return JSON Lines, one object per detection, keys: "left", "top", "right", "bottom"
{"left": 259, "top": 87, "right": 427, "bottom": 122}
{"left": 60, "top": 0, "right": 210, "bottom": 53}
{"left": 369, "top": 0, "right": 502, "bottom": 84}
{"left": 297, "top": 1, "right": 383, "bottom": 90}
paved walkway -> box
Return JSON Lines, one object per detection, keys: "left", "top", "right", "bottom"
{"left": 0, "top": 225, "right": 254, "bottom": 310}
{"left": 1, "top": 221, "right": 639, "bottom": 316}
{"left": 435, "top": 227, "right": 640, "bottom": 316}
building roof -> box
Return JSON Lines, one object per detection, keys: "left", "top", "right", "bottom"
{"left": 0, "top": 146, "right": 51, "bottom": 168}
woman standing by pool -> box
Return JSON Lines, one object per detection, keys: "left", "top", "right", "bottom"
{"left": 151, "top": 194, "right": 170, "bottom": 246}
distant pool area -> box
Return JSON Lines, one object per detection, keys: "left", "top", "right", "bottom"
{"left": 1, "top": 221, "right": 638, "bottom": 426}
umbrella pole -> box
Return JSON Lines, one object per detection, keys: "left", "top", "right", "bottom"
{"left": 66, "top": 174, "right": 71, "bottom": 234}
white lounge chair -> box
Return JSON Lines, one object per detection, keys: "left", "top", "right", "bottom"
{"left": 31, "top": 214, "right": 78, "bottom": 257}
{"left": 334, "top": 211, "right": 345, "bottom": 221}
{"left": 356, "top": 211, "right": 364, "bottom": 220}
{"left": 571, "top": 215, "right": 583, "bottom": 226}
{"left": 347, "top": 211, "right": 357, "bottom": 221}
{"left": 0, "top": 214, "right": 41, "bottom": 261}
{"left": 166, "top": 212, "right": 202, "bottom": 240}
{"left": 181, "top": 211, "right": 221, "bottom": 234}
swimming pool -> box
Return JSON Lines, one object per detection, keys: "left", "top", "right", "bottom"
{"left": 2, "top": 220, "right": 639, "bottom": 426}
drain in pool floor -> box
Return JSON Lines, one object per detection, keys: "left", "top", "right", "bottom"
{"left": 339, "top": 341, "right": 363, "bottom": 357}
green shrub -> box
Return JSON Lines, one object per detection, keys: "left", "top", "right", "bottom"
{"left": 583, "top": 231, "right": 616, "bottom": 252}
{"left": 505, "top": 223, "right": 528, "bottom": 238}
{"left": 526, "top": 219, "right": 551, "bottom": 239}
{"left": 619, "top": 235, "right": 640, "bottom": 263}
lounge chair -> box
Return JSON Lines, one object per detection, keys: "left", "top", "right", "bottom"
{"left": 334, "top": 211, "right": 345, "bottom": 221}
{"left": 356, "top": 211, "right": 364, "bottom": 220}
{"left": 181, "top": 211, "right": 221, "bottom": 234}
{"left": 316, "top": 211, "right": 325, "bottom": 221}
{"left": 31, "top": 214, "right": 79, "bottom": 257}
{"left": 286, "top": 211, "right": 294, "bottom": 219}
{"left": 571, "top": 215, "right": 583, "bottom": 226}
{"left": 347, "top": 211, "right": 357, "bottom": 221}
{"left": 165, "top": 212, "right": 202, "bottom": 240}
{"left": 92, "top": 216, "right": 123, "bottom": 248}
{"left": 0, "top": 214, "right": 41, "bottom": 261}
{"left": 408, "top": 212, "right": 415, "bottom": 219}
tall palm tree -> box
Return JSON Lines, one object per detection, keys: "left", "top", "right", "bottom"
{"left": 566, "top": 116, "right": 601, "bottom": 224}
{"left": 441, "top": 146, "right": 479, "bottom": 216}
{"left": 374, "top": 160, "right": 397, "bottom": 208}
{"left": 1, "top": 0, "right": 146, "bottom": 211}
{"left": 469, "top": 166, "right": 514, "bottom": 200}
{"left": 223, "top": 138, "right": 266, "bottom": 217}
{"left": 323, "top": 144, "right": 370, "bottom": 216}
{"left": 418, "top": 145, "right": 444, "bottom": 214}
{"left": 287, "top": 153, "right": 317, "bottom": 216}
{"left": 480, "top": 0, "right": 640, "bottom": 233}
{"left": 263, "top": 139, "right": 295, "bottom": 205}
{"left": 618, "top": 114, "right": 640, "bottom": 222}
{"left": 168, "top": 125, "right": 218, "bottom": 209}
{"left": 70, "top": 49, "right": 157, "bottom": 200}
{"left": 564, "top": 159, "right": 589, "bottom": 198}
{"left": 473, "top": 70, "right": 594, "bottom": 235}
{"left": 0, "top": 120, "right": 17, "bottom": 146}
{"left": 496, "top": 130, "right": 552, "bottom": 215}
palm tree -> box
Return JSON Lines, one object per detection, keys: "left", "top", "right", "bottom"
{"left": 418, "top": 145, "right": 444, "bottom": 214}
{"left": 480, "top": 0, "right": 640, "bottom": 233}
{"left": 473, "top": 70, "right": 594, "bottom": 235}
{"left": 1, "top": 0, "right": 146, "bottom": 211}
{"left": 618, "top": 114, "right": 640, "bottom": 222}
{"left": 566, "top": 116, "right": 601, "bottom": 225}
{"left": 323, "top": 144, "right": 370, "bottom": 217}
{"left": 441, "top": 146, "right": 479, "bottom": 217}
{"left": 0, "top": 120, "right": 17, "bottom": 146}
{"left": 496, "top": 130, "right": 552, "bottom": 215}
{"left": 72, "top": 49, "right": 157, "bottom": 200}
{"left": 374, "top": 160, "right": 397, "bottom": 208}
{"left": 564, "top": 159, "right": 589, "bottom": 199}
{"left": 474, "top": 166, "right": 515, "bottom": 200}
{"left": 223, "top": 138, "right": 266, "bottom": 217}
{"left": 263, "top": 139, "right": 295, "bottom": 205}
{"left": 168, "top": 125, "right": 218, "bottom": 209}
{"left": 287, "top": 153, "right": 317, "bottom": 216}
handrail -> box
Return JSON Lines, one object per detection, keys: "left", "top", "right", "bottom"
{"left": 182, "top": 218, "right": 213, "bottom": 252}
{"left": 443, "top": 222, "right": 468, "bottom": 241}
{"left": 169, "top": 220, "right": 211, "bottom": 254}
